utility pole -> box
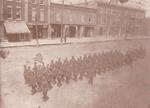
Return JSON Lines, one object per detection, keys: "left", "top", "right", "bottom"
{"left": 0, "top": 0, "right": 4, "bottom": 43}
{"left": 35, "top": 8, "right": 39, "bottom": 47}
{"left": 60, "top": 0, "right": 65, "bottom": 44}
{"left": 48, "top": 0, "right": 51, "bottom": 38}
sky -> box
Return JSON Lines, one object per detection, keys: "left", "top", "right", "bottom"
{"left": 51, "top": 0, "right": 150, "bottom": 17}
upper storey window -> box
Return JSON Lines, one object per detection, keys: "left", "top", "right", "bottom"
{"left": 7, "top": 6, "right": 13, "bottom": 19}
{"left": 31, "top": 0, "right": 36, "bottom": 4}
{"left": 39, "top": 0, "right": 44, "bottom": 5}
{"left": 16, "top": 0, "right": 21, "bottom": 2}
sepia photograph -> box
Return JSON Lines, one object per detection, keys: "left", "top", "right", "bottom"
{"left": 0, "top": 0, "right": 150, "bottom": 108}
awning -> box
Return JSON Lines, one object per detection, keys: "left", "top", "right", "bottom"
{"left": 4, "top": 21, "right": 30, "bottom": 34}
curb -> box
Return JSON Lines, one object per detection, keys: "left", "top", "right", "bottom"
{"left": 1, "top": 37, "right": 150, "bottom": 48}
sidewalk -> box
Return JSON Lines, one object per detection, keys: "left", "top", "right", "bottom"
{"left": 1, "top": 36, "right": 150, "bottom": 48}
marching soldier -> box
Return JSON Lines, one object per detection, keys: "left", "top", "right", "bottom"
{"left": 56, "top": 58, "right": 64, "bottom": 87}
{"left": 24, "top": 65, "right": 28, "bottom": 85}
{"left": 77, "top": 56, "right": 84, "bottom": 80}
{"left": 69, "top": 56, "right": 77, "bottom": 81}
{"left": 50, "top": 60, "right": 57, "bottom": 85}
{"left": 40, "top": 75, "right": 50, "bottom": 101}
{"left": 63, "top": 57, "right": 71, "bottom": 84}
{"left": 29, "top": 66, "right": 37, "bottom": 95}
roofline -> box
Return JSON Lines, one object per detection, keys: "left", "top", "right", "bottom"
{"left": 74, "top": 1, "right": 145, "bottom": 12}
{"left": 96, "top": 1, "right": 145, "bottom": 12}
{"left": 50, "top": 3, "right": 97, "bottom": 12}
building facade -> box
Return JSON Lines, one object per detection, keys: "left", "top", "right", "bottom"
{"left": 86, "top": 1, "right": 145, "bottom": 37}
{"left": 50, "top": 3, "right": 97, "bottom": 38}
{"left": 0, "top": 0, "right": 4, "bottom": 41}
{"left": 2, "top": 0, "right": 31, "bottom": 42}
{"left": 27, "top": 0, "right": 49, "bottom": 39}
{"left": 0, "top": 0, "right": 148, "bottom": 42}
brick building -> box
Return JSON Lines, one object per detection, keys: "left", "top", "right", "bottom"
{"left": 0, "top": 0, "right": 4, "bottom": 41}
{"left": 2, "top": 0, "right": 31, "bottom": 42}
{"left": 27, "top": 0, "right": 50, "bottom": 39}
{"left": 50, "top": 3, "right": 97, "bottom": 38}
{"left": 0, "top": 0, "right": 148, "bottom": 42}
{"left": 77, "top": 1, "right": 145, "bottom": 37}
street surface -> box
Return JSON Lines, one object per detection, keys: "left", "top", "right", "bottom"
{"left": 1, "top": 39, "right": 150, "bottom": 108}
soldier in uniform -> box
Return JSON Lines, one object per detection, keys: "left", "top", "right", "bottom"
{"left": 78, "top": 56, "right": 84, "bottom": 81}
{"left": 125, "top": 50, "right": 133, "bottom": 66}
{"left": 69, "top": 56, "right": 77, "bottom": 81}
{"left": 40, "top": 74, "right": 50, "bottom": 101}
{"left": 50, "top": 60, "right": 57, "bottom": 85}
{"left": 82, "top": 54, "right": 89, "bottom": 79}
{"left": 56, "top": 58, "right": 64, "bottom": 87}
{"left": 87, "top": 54, "right": 96, "bottom": 85}
{"left": 63, "top": 57, "right": 70, "bottom": 84}
{"left": 45, "top": 64, "right": 53, "bottom": 90}
{"left": 28, "top": 65, "right": 37, "bottom": 95}
{"left": 24, "top": 65, "right": 28, "bottom": 85}
{"left": 93, "top": 53, "right": 100, "bottom": 76}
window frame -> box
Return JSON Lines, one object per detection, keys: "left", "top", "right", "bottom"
{"left": 16, "top": 6, "right": 22, "bottom": 20}
{"left": 31, "top": 0, "right": 36, "bottom": 4}
{"left": 31, "top": 8, "right": 36, "bottom": 21}
{"left": 39, "top": 9, "right": 45, "bottom": 22}
{"left": 39, "top": 0, "right": 44, "bottom": 5}
{"left": 7, "top": 5, "right": 13, "bottom": 20}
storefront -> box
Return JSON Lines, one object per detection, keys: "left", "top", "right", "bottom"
{"left": 28, "top": 25, "right": 48, "bottom": 39}
{"left": 4, "top": 21, "right": 31, "bottom": 42}
{"left": 51, "top": 24, "right": 61, "bottom": 38}
{"left": 0, "top": 21, "right": 4, "bottom": 41}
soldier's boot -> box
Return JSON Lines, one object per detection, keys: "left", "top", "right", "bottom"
{"left": 43, "top": 91, "right": 49, "bottom": 101}
{"left": 31, "top": 85, "right": 37, "bottom": 95}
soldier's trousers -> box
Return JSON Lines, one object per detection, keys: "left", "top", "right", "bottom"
{"left": 31, "top": 84, "right": 37, "bottom": 94}
{"left": 88, "top": 77, "right": 93, "bottom": 85}
{"left": 42, "top": 91, "right": 49, "bottom": 101}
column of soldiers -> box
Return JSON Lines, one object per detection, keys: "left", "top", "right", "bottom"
{"left": 23, "top": 47, "right": 146, "bottom": 101}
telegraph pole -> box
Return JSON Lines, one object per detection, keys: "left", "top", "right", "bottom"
{"left": 35, "top": 8, "right": 39, "bottom": 47}
{"left": 60, "top": 0, "right": 65, "bottom": 44}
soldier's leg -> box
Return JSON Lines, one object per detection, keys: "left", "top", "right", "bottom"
{"left": 57, "top": 78, "right": 62, "bottom": 87}
{"left": 88, "top": 77, "right": 93, "bottom": 85}
{"left": 42, "top": 91, "right": 49, "bottom": 101}
{"left": 65, "top": 76, "right": 70, "bottom": 84}
{"left": 79, "top": 73, "right": 83, "bottom": 80}
{"left": 73, "top": 73, "right": 77, "bottom": 81}
{"left": 31, "top": 84, "right": 37, "bottom": 95}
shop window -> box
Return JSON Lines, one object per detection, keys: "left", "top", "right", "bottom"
{"left": 16, "top": 7, "right": 21, "bottom": 20}
{"left": 7, "top": 6, "right": 12, "bottom": 19}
